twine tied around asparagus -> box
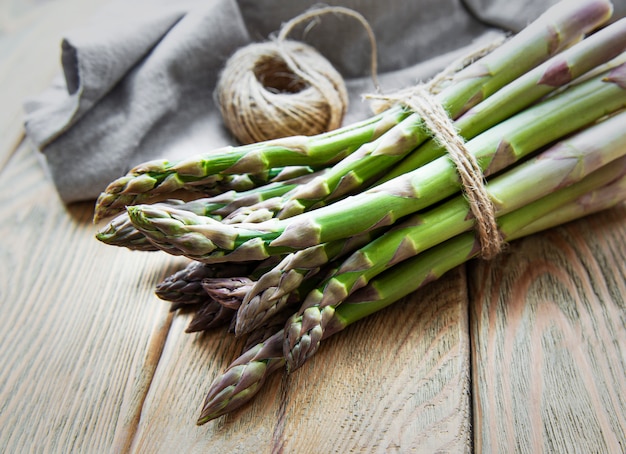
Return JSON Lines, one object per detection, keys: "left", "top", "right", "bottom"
{"left": 367, "top": 36, "right": 507, "bottom": 260}
{"left": 215, "top": 6, "right": 379, "bottom": 144}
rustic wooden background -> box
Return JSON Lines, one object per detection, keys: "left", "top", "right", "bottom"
{"left": 1, "top": 0, "right": 624, "bottom": 452}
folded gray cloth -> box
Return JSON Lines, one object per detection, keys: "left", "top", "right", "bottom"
{"left": 25, "top": 0, "right": 614, "bottom": 203}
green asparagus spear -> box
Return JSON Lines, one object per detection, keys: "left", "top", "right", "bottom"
{"left": 95, "top": 165, "right": 311, "bottom": 223}
{"left": 234, "top": 232, "right": 377, "bottom": 336}
{"left": 327, "top": 159, "right": 626, "bottom": 333}
{"left": 127, "top": 64, "right": 626, "bottom": 262}
{"left": 283, "top": 109, "right": 626, "bottom": 371}
{"left": 197, "top": 330, "right": 285, "bottom": 423}
{"left": 272, "top": 14, "right": 626, "bottom": 219}
{"left": 93, "top": 0, "right": 612, "bottom": 223}
{"left": 378, "top": 18, "right": 626, "bottom": 184}
{"left": 93, "top": 106, "right": 409, "bottom": 222}
{"left": 197, "top": 159, "right": 626, "bottom": 423}
{"left": 95, "top": 169, "right": 325, "bottom": 249}
{"left": 96, "top": 200, "right": 185, "bottom": 252}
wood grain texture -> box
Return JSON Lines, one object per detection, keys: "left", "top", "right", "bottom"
{"left": 0, "top": 144, "right": 473, "bottom": 452}
{"left": 0, "top": 1, "right": 473, "bottom": 451}
{"left": 4, "top": 1, "right": 626, "bottom": 452}
{"left": 469, "top": 206, "right": 626, "bottom": 453}
{"left": 0, "top": 141, "right": 184, "bottom": 452}
{"left": 130, "top": 267, "right": 472, "bottom": 454}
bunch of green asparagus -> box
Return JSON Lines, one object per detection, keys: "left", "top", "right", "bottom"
{"left": 95, "top": 0, "right": 626, "bottom": 425}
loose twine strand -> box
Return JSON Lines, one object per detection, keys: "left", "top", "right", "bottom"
{"left": 367, "top": 35, "right": 507, "bottom": 259}
{"left": 275, "top": 6, "right": 381, "bottom": 92}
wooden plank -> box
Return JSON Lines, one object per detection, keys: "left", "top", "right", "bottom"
{"left": 0, "top": 0, "right": 111, "bottom": 166}
{"left": 0, "top": 1, "right": 474, "bottom": 449}
{"left": 129, "top": 267, "right": 473, "bottom": 453}
{"left": 469, "top": 206, "right": 626, "bottom": 452}
{"left": 0, "top": 139, "right": 474, "bottom": 450}
{"left": 0, "top": 141, "right": 182, "bottom": 452}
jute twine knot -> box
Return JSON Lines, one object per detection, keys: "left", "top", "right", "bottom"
{"left": 215, "top": 6, "right": 379, "bottom": 145}
{"left": 367, "top": 36, "right": 507, "bottom": 260}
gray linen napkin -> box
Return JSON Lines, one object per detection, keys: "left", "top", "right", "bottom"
{"left": 25, "top": 0, "right": 605, "bottom": 204}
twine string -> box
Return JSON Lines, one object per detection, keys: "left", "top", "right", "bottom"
{"left": 367, "top": 36, "right": 508, "bottom": 259}
{"left": 407, "top": 86, "right": 502, "bottom": 259}
{"left": 271, "top": 6, "right": 381, "bottom": 131}
{"left": 276, "top": 5, "right": 380, "bottom": 92}
{"left": 215, "top": 6, "right": 380, "bottom": 144}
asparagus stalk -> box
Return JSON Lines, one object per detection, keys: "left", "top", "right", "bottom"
{"left": 197, "top": 159, "right": 626, "bottom": 423}
{"left": 378, "top": 18, "right": 626, "bottom": 184}
{"left": 418, "top": 0, "right": 613, "bottom": 115}
{"left": 200, "top": 273, "right": 315, "bottom": 338}
{"left": 234, "top": 232, "right": 377, "bottom": 336}
{"left": 95, "top": 168, "right": 325, "bottom": 250}
{"left": 185, "top": 300, "right": 236, "bottom": 333}
{"left": 326, "top": 158, "right": 626, "bottom": 333}
{"left": 155, "top": 261, "right": 255, "bottom": 308}
{"left": 283, "top": 108, "right": 626, "bottom": 371}
{"left": 271, "top": 14, "right": 626, "bottom": 219}
{"left": 197, "top": 330, "right": 285, "bottom": 423}
{"left": 127, "top": 64, "right": 626, "bottom": 263}
{"left": 93, "top": 0, "right": 612, "bottom": 223}
{"left": 202, "top": 277, "right": 253, "bottom": 310}
{"left": 94, "top": 165, "right": 309, "bottom": 223}
{"left": 183, "top": 259, "right": 290, "bottom": 332}
{"left": 241, "top": 315, "right": 292, "bottom": 352}
{"left": 513, "top": 186, "right": 625, "bottom": 239}
{"left": 93, "top": 106, "right": 409, "bottom": 222}
{"left": 96, "top": 200, "right": 187, "bottom": 252}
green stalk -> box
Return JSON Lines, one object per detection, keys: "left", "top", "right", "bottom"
{"left": 93, "top": 0, "right": 613, "bottom": 223}
{"left": 128, "top": 65, "right": 626, "bottom": 263}
{"left": 514, "top": 186, "right": 625, "bottom": 239}
{"left": 197, "top": 160, "right": 626, "bottom": 423}
{"left": 94, "top": 165, "right": 310, "bottom": 223}
{"left": 235, "top": 232, "right": 375, "bottom": 336}
{"left": 93, "top": 106, "right": 409, "bottom": 222}
{"left": 196, "top": 330, "right": 285, "bottom": 424}
{"left": 328, "top": 160, "right": 626, "bottom": 331}
{"left": 378, "top": 18, "right": 626, "bottom": 184}
{"left": 234, "top": 232, "right": 376, "bottom": 336}
{"left": 96, "top": 169, "right": 324, "bottom": 250}
{"left": 274, "top": 14, "right": 626, "bottom": 217}
{"left": 283, "top": 109, "right": 626, "bottom": 370}
{"left": 97, "top": 199, "right": 192, "bottom": 251}
{"left": 422, "top": 0, "right": 613, "bottom": 115}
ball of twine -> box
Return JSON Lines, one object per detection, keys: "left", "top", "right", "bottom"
{"left": 215, "top": 39, "right": 348, "bottom": 144}
{"left": 215, "top": 6, "right": 379, "bottom": 144}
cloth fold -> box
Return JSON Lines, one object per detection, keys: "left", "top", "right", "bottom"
{"left": 26, "top": 0, "right": 251, "bottom": 203}
{"left": 25, "top": 8, "right": 187, "bottom": 149}
{"left": 25, "top": 0, "right": 612, "bottom": 204}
